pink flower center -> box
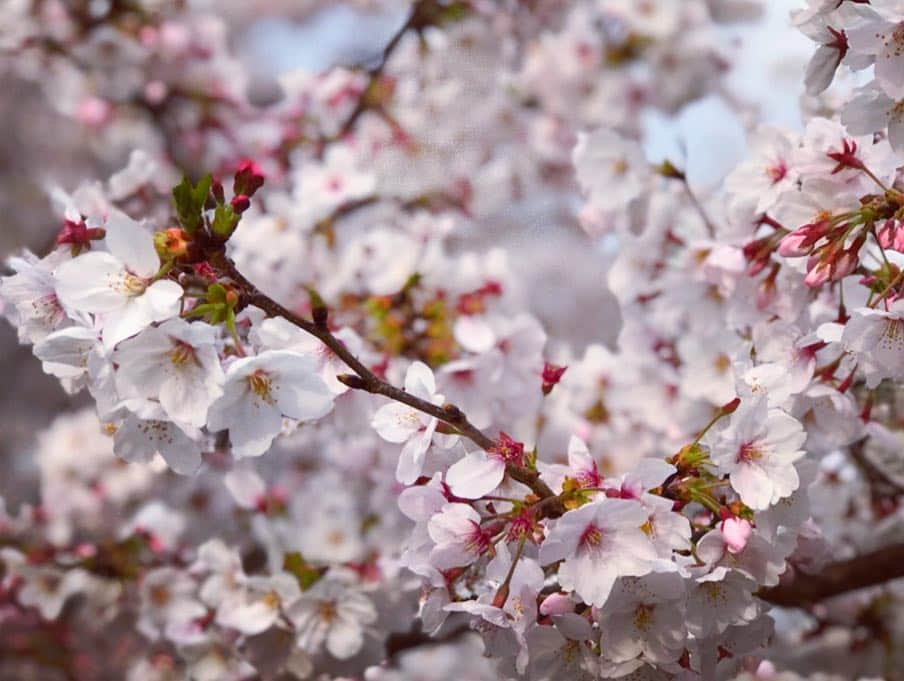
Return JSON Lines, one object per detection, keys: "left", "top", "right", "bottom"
{"left": 766, "top": 161, "right": 787, "bottom": 184}
{"left": 579, "top": 524, "right": 604, "bottom": 553}
{"left": 737, "top": 442, "right": 763, "bottom": 464}
{"left": 465, "top": 521, "right": 491, "bottom": 555}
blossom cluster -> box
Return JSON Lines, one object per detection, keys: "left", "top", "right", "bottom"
{"left": 2, "top": 1, "right": 904, "bottom": 680}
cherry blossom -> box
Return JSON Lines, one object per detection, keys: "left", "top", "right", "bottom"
{"left": 208, "top": 350, "right": 334, "bottom": 458}
{"left": 112, "top": 319, "right": 224, "bottom": 430}
{"left": 710, "top": 398, "right": 806, "bottom": 510}
{"left": 539, "top": 498, "right": 658, "bottom": 607}
{"left": 54, "top": 212, "right": 183, "bottom": 349}
{"left": 1, "top": 1, "right": 904, "bottom": 678}
{"left": 372, "top": 361, "right": 447, "bottom": 484}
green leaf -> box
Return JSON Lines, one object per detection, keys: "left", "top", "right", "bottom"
{"left": 172, "top": 175, "right": 212, "bottom": 233}
{"left": 185, "top": 283, "right": 238, "bottom": 326}
{"left": 283, "top": 552, "right": 321, "bottom": 590}
{"left": 211, "top": 203, "right": 240, "bottom": 239}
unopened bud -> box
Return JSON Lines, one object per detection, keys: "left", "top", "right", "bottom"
{"left": 720, "top": 397, "right": 740, "bottom": 414}
{"left": 305, "top": 286, "right": 328, "bottom": 328}
{"left": 491, "top": 583, "right": 510, "bottom": 609}
{"left": 312, "top": 305, "right": 328, "bottom": 328}
{"left": 233, "top": 160, "right": 265, "bottom": 198}
{"left": 154, "top": 227, "right": 192, "bottom": 259}
{"left": 224, "top": 288, "right": 240, "bottom": 308}
{"left": 231, "top": 195, "right": 250, "bottom": 214}
{"left": 442, "top": 403, "right": 465, "bottom": 422}
{"left": 539, "top": 592, "right": 572, "bottom": 617}
{"left": 658, "top": 159, "right": 686, "bottom": 180}
{"left": 337, "top": 374, "right": 367, "bottom": 390}
{"left": 211, "top": 178, "right": 225, "bottom": 205}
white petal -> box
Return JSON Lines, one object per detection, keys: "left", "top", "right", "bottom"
{"left": 105, "top": 212, "right": 160, "bottom": 278}
{"left": 102, "top": 300, "right": 155, "bottom": 350}
{"left": 56, "top": 252, "right": 127, "bottom": 314}
{"left": 404, "top": 361, "right": 436, "bottom": 399}
{"left": 326, "top": 619, "right": 364, "bottom": 659}
{"left": 454, "top": 316, "right": 496, "bottom": 353}
{"left": 445, "top": 451, "right": 505, "bottom": 499}
{"left": 274, "top": 367, "right": 334, "bottom": 422}
{"left": 142, "top": 280, "right": 183, "bottom": 319}
{"left": 224, "top": 468, "right": 266, "bottom": 509}
{"left": 227, "top": 403, "right": 283, "bottom": 459}
{"left": 372, "top": 402, "right": 421, "bottom": 442}
{"left": 730, "top": 463, "right": 774, "bottom": 510}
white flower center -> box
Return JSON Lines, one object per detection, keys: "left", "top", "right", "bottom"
{"left": 169, "top": 341, "right": 197, "bottom": 367}
{"left": 248, "top": 370, "right": 275, "bottom": 404}
{"left": 112, "top": 271, "right": 148, "bottom": 297}
{"left": 633, "top": 603, "right": 654, "bottom": 632}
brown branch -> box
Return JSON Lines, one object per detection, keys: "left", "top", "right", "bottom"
{"left": 327, "top": 0, "right": 473, "bottom": 145}
{"left": 384, "top": 623, "right": 472, "bottom": 664}
{"left": 328, "top": 1, "right": 427, "bottom": 143}
{"left": 759, "top": 543, "right": 904, "bottom": 607}
{"left": 217, "top": 257, "right": 564, "bottom": 517}
{"left": 847, "top": 437, "right": 904, "bottom": 497}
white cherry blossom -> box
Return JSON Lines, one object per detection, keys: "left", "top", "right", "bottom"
{"left": 710, "top": 398, "right": 806, "bottom": 510}
{"left": 208, "top": 349, "right": 334, "bottom": 458}
{"left": 539, "top": 498, "right": 658, "bottom": 607}
{"left": 372, "top": 361, "right": 446, "bottom": 484}
{"left": 54, "top": 212, "right": 183, "bottom": 349}
{"left": 113, "top": 319, "right": 224, "bottom": 430}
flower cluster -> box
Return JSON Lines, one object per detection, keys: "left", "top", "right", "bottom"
{"left": 2, "top": 1, "right": 904, "bottom": 680}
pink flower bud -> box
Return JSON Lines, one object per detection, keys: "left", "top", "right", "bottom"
{"left": 75, "top": 96, "right": 112, "bottom": 128}
{"left": 804, "top": 258, "right": 833, "bottom": 288}
{"left": 877, "top": 219, "right": 904, "bottom": 252}
{"left": 144, "top": 80, "right": 168, "bottom": 105}
{"left": 539, "top": 592, "right": 573, "bottom": 616}
{"left": 720, "top": 516, "right": 752, "bottom": 554}
{"left": 777, "top": 220, "right": 830, "bottom": 257}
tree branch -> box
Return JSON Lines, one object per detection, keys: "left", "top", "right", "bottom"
{"left": 329, "top": 0, "right": 430, "bottom": 143}
{"left": 759, "top": 543, "right": 904, "bottom": 607}
{"left": 218, "top": 256, "right": 565, "bottom": 517}
{"left": 384, "top": 623, "right": 472, "bottom": 664}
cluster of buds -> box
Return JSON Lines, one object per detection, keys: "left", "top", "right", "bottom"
{"left": 876, "top": 218, "right": 904, "bottom": 252}
{"left": 167, "top": 159, "right": 266, "bottom": 252}
{"left": 779, "top": 195, "right": 903, "bottom": 288}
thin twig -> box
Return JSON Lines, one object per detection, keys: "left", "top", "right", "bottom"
{"left": 330, "top": 0, "right": 431, "bottom": 143}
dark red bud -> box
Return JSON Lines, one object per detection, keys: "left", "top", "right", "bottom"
{"left": 720, "top": 397, "right": 741, "bottom": 414}
{"left": 541, "top": 362, "right": 567, "bottom": 395}
{"left": 231, "top": 195, "right": 250, "bottom": 213}
{"left": 234, "top": 160, "right": 265, "bottom": 198}
{"left": 211, "top": 178, "right": 225, "bottom": 204}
